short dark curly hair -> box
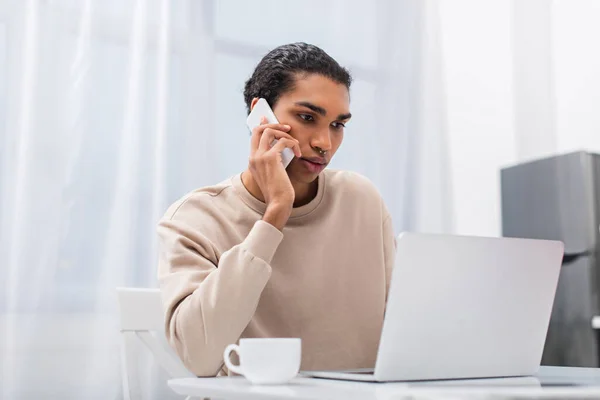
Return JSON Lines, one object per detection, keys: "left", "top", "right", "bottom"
{"left": 243, "top": 42, "right": 352, "bottom": 114}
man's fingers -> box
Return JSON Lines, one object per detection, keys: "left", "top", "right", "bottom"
{"left": 251, "top": 120, "right": 291, "bottom": 153}
{"left": 258, "top": 128, "right": 298, "bottom": 152}
{"left": 251, "top": 121, "right": 291, "bottom": 137}
{"left": 249, "top": 116, "right": 267, "bottom": 153}
{"left": 270, "top": 137, "right": 302, "bottom": 158}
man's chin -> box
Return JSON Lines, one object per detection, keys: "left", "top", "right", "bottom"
{"left": 287, "top": 167, "right": 322, "bottom": 184}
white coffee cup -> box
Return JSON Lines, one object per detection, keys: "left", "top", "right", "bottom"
{"left": 223, "top": 338, "right": 301, "bottom": 385}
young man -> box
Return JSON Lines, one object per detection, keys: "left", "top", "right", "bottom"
{"left": 157, "top": 43, "right": 396, "bottom": 377}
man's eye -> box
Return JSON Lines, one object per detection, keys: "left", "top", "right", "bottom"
{"left": 332, "top": 122, "right": 346, "bottom": 129}
{"left": 299, "top": 114, "right": 314, "bottom": 122}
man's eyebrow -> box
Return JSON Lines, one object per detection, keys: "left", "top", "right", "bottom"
{"left": 295, "top": 101, "right": 327, "bottom": 116}
{"left": 295, "top": 101, "right": 352, "bottom": 120}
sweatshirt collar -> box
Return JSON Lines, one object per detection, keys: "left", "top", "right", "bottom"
{"left": 232, "top": 171, "right": 326, "bottom": 219}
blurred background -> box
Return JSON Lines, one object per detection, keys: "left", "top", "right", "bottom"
{"left": 1, "top": 0, "right": 600, "bottom": 398}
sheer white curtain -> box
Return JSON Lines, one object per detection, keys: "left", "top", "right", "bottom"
{"left": 0, "top": 1, "right": 212, "bottom": 398}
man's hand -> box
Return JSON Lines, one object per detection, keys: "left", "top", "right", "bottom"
{"left": 249, "top": 117, "right": 302, "bottom": 231}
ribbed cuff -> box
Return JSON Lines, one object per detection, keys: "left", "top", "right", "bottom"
{"left": 241, "top": 220, "right": 284, "bottom": 264}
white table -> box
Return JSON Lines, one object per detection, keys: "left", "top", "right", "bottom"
{"left": 169, "top": 366, "right": 600, "bottom": 399}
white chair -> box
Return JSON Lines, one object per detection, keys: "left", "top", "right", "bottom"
{"left": 116, "top": 287, "right": 196, "bottom": 400}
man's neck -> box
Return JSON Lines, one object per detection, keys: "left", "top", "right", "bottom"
{"left": 241, "top": 170, "right": 318, "bottom": 208}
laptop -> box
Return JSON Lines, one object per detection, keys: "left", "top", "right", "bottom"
{"left": 301, "top": 232, "right": 564, "bottom": 382}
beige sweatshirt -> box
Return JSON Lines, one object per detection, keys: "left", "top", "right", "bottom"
{"left": 157, "top": 169, "right": 396, "bottom": 377}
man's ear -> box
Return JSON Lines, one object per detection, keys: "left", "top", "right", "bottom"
{"left": 250, "top": 97, "right": 260, "bottom": 111}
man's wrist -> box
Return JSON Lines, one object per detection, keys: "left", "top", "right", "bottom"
{"left": 263, "top": 203, "right": 292, "bottom": 231}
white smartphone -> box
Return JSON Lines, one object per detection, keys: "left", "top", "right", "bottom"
{"left": 246, "top": 98, "right": 295, "bottom": 168}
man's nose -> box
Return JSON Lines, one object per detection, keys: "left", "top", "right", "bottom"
{"left": 311, "top": 128, "right": 332, "bottom": 152}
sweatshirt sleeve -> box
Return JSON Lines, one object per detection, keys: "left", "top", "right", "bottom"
{"left": 382, "top": 209, "right": 396, "bottom": 301}
{"left": 157, "top": 210, "right": 283, "bottom": 377}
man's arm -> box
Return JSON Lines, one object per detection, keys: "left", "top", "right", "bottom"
{"left": 157, "top": 217, "right": 283, "bottom": 377}
{"left": 382, "top": 211, "right": 396, "bottom": 301}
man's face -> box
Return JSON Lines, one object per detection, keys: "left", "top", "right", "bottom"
{"left": 267, "top": 74, "right": 351, "bottom": 184}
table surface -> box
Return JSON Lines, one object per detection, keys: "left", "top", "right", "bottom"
{"left": 168, "top": 366, "right": 600, "bottom": 400}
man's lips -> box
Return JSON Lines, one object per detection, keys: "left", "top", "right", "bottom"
{"left": 299, "top": 157, "right": 327, "bottom": 173}
{"left": 300, "top": 156, "right": 327, "bottom": 165}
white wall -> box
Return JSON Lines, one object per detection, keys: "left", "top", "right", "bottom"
{"left": 554, "top": 0, "right": 600, "bottom": 154}
{"left": 438, "top": 0, "right": 600, "bottom": 237}
{"left": 439, "top": 0, "right": 516, "bottom": 237}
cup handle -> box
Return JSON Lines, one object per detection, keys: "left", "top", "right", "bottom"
{"left": 223, "top": 344, "right": 244, "bottom": 376}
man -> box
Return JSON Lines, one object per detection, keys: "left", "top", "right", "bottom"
{"left": 157, "top": 42, "right": 396, "bottom": 377}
